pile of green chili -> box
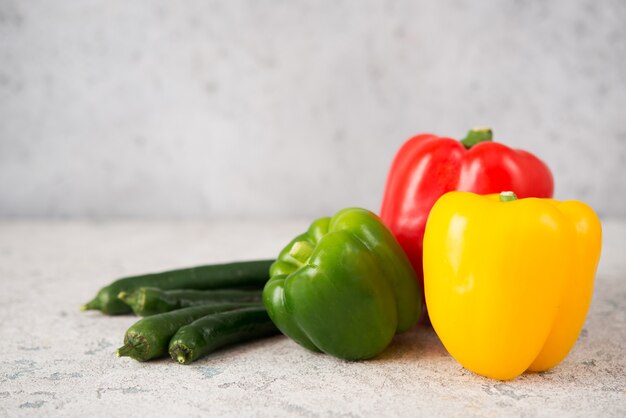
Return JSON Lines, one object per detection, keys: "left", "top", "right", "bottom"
{"left": 82, "top": 259, "right": 279, "bottom": 364}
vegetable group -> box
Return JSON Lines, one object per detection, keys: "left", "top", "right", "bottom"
{"left": 380, "top": 128, "right": 554, "bottom": 310}
{"left": 263, "top": 207, "right": 422, "bottom": 360}
{"left": 423, "top": 191, "right": 601, "bottom": 380}
{"left": 83, "top": 259, "right": 278, "bottom": 364}
{"left": 81, "top": 126, "right": 602, "bottom": 380}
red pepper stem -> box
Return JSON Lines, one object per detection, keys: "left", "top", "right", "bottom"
{"left": 499, "top": 191, "right": 518, "bottom": 202}
{"left": 460, "top": 127, "right": 493, "bottom": 149}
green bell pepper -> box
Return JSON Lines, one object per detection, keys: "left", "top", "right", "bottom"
{"left": 263, "top": 207, "right": 422, "bottom": 360}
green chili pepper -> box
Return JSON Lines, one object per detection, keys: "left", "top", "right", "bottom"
{"left": 116, "top": 303, "right": 249, "bottom": 361}
{"left": 82, "top": 259, "right": 273, "bottom": 315}
{"left": 169, "top": 306, "right": 279, "bottom": 364}
{"left": 118, "top": 287, "right": 263, "bottom": 317}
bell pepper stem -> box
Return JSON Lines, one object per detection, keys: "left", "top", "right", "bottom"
{"left": 499, "top": 191, "right": 518, "bottom": 202}
{"left": 289, "top": 241, "right": 314, "bottom": 265}
{"left": 460, "top": 127, "right": 493, "bottom": 149}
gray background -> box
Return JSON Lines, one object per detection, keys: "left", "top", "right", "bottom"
{"left": 1, "top": 0, "right": 625, "bottom": 219}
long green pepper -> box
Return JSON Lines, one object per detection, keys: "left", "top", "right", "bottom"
{"left": 169, "top": 307, "right": 279, "bottom": 364}
{"left": 82, "top": 259, "right": 274, "bottom": 315}
{"left": 119, "top": 287, "right": 263, "bottom": 316}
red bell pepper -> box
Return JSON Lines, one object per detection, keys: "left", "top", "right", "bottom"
{"left": 380, "top": 128, "right": 554, "bottom": 300}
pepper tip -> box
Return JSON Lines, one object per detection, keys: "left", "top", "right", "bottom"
{"left": 80, "top": 299, "right": 99, "bottom": 311}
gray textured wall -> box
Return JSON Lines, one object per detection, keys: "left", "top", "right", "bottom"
{"left": 1, "top": 0, "right": 625, "bottom": 219}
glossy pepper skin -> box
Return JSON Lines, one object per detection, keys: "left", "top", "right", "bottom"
{"left": 263, "top": 208, "right": 422, "bottom": 360}
{"left": 423, "top": 191, "right": 601, "bottom": 380}
{"left": 380, "top": 128, "right": 554, "bottom": 301}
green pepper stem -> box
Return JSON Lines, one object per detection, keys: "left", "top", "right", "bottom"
{"left": 170, "top": 345, "right": 192, "bottom": 364}
{"left": 117, "top": 290, "right": 138, "bottom": 307}
{"left": 116, "top": 343, "right": 135, "bottom": 358}
{"left": 80, "top": 299, "right": 100, "bottom": 311}
{"left": 499, "top": 191, "right": 518, "bottom": 202}
{"left": 289, "top": 241, "right": 314, "bottom": 264}
{"left": 460, "top": 127, "right": 493, "bottom": 149}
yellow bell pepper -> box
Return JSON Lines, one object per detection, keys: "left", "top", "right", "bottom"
{"left": 423, "top": 191, "right": 602, "bottom": 380}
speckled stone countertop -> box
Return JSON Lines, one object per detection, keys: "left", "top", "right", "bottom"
{"left": 1, "top": 220, "right": 624, "bottom": 417}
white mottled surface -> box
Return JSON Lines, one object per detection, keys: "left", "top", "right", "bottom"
{"left": 0, "top": 220, "right": 624, "bottom": 417}
{"left": 1, "top": 1, "right": 626, "bottom": 219}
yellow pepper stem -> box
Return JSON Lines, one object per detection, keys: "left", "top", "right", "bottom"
{"left": 499, "top": 191, "right": 518, "bottom": 202}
